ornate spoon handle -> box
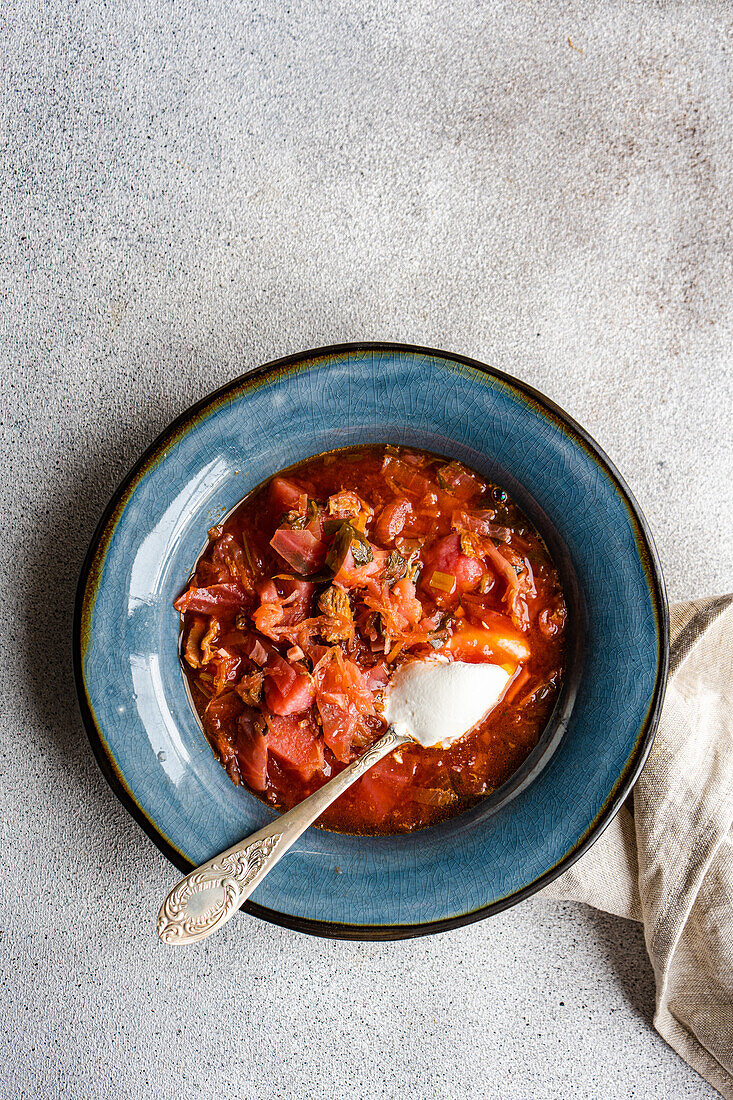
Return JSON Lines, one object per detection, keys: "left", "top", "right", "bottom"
{"left": 157, "top": 726, "right": 411, "bottom": 945}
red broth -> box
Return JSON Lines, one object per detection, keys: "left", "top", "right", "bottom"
{"left": 176, "top": 446, "right": 567, "bottom": 834}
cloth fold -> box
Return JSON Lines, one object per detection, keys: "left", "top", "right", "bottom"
{"left": 543, "top": 595, "right": 733, "bottom": 1097}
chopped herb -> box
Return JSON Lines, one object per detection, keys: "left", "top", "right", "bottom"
{"left": 384, "top": 549, "right": 407, "bottom": 586}
{"left": 350, "top": 536, "right": 373, "bottom": 566}
{"left": 282, "top": 509, "right": 308, "bottom": 530}
{"left": 282, "top": 499, "right": 319, "bottom": 529}
{"left": 404, "top": 550, "right": 422, "bottom": 584}
{"left": 325, "top": 521, "right": 373, "bottom": 573}
{"left": 325, "top": 524, "right": 353, "bottom": 572}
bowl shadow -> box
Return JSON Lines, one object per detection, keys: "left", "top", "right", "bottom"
{"left": 21, "top": 406, "right": 183, "bottom": 818}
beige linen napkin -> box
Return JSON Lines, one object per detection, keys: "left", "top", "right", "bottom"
{"left": 542, "top": 595, "right": 733, "bottom": 1097}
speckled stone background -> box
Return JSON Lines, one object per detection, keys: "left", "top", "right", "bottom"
{"left": 2, "top": 2, "right": 732, "bottom": 1097}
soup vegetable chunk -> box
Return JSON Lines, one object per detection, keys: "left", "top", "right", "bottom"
{"left": 175, "top": 446, "right": 567, "bottom": 834}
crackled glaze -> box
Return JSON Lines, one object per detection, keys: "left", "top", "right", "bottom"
{"left": 75, "top": 344, "right": 667, "bottom": 938}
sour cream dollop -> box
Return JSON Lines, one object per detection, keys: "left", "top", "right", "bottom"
{"left": 383, "top": 659, "right": 512, "bottom": 749}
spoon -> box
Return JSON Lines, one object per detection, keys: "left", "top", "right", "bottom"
{"left": 157, "top": 660, "right": 510, "bottom": 944}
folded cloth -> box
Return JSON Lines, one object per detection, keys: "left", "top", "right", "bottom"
{"left": 542, "top": 595, "right": 733, "bottom": 1097}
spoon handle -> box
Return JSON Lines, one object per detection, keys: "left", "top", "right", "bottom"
{"left": 157, "top": 726, "right": 410, "bottom": 945}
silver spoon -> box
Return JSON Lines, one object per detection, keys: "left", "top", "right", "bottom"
{"left": 157, "top": 659, "right": 510, "bottom": 944}
{"left": 156, "top": 725, "right": 410, "bottom": 944}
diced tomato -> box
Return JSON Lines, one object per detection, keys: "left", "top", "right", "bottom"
{"left": 269, "top": 477, "right": 305, "bottom": 512}
{"left": 235, "top": 711, "right": 268, "bottom": 790}
{"left": 270, "top": 526, "right": 327, "bottom": 574}
{"left": 421, "top": 534, "right": 483, "bottom": 598}
{"left": 304, "top": 642, "right": 332, "bottom": 666}
{"left": 390, "top": 578, "right": 423, "bottom": 626}
{"left": 374, "top": 498, "right": 412, "bottom": 543}
{"left": 174, "top": 582, "right": 248, "bottom": 617}
{"left": 264, "top": 669, "right": 315, "bottom": 715}
{"left": 264, "top": 652, "right": 297, "bottom": 691}
{"left": 265, "top": 714, "right": 324, "bottom": 781}
{"left": 448, "top": 620, "right": 530, "bottom": 663}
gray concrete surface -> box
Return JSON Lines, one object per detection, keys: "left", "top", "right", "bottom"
{"left": 2, "top": 2, "right": 731, "bottom": 1097}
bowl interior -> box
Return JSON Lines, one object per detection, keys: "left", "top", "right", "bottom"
{"left": 76, "top": 345, "right": 667, "bottom": 937}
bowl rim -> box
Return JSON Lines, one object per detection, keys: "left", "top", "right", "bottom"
{"left": 73, "top": 341, "right": 669, "bottom": 941}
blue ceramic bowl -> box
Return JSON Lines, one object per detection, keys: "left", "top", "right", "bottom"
{"left": 74, "top": 343, "right": 668, "bottom": 939}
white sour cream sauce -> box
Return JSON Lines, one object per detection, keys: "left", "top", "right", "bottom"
{"left": 383, "top": 659, "right": 512, "bottom": 749}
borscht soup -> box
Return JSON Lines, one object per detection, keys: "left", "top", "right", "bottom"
{"left": 175, "top": 446, "right": 567, "bottom": 834}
